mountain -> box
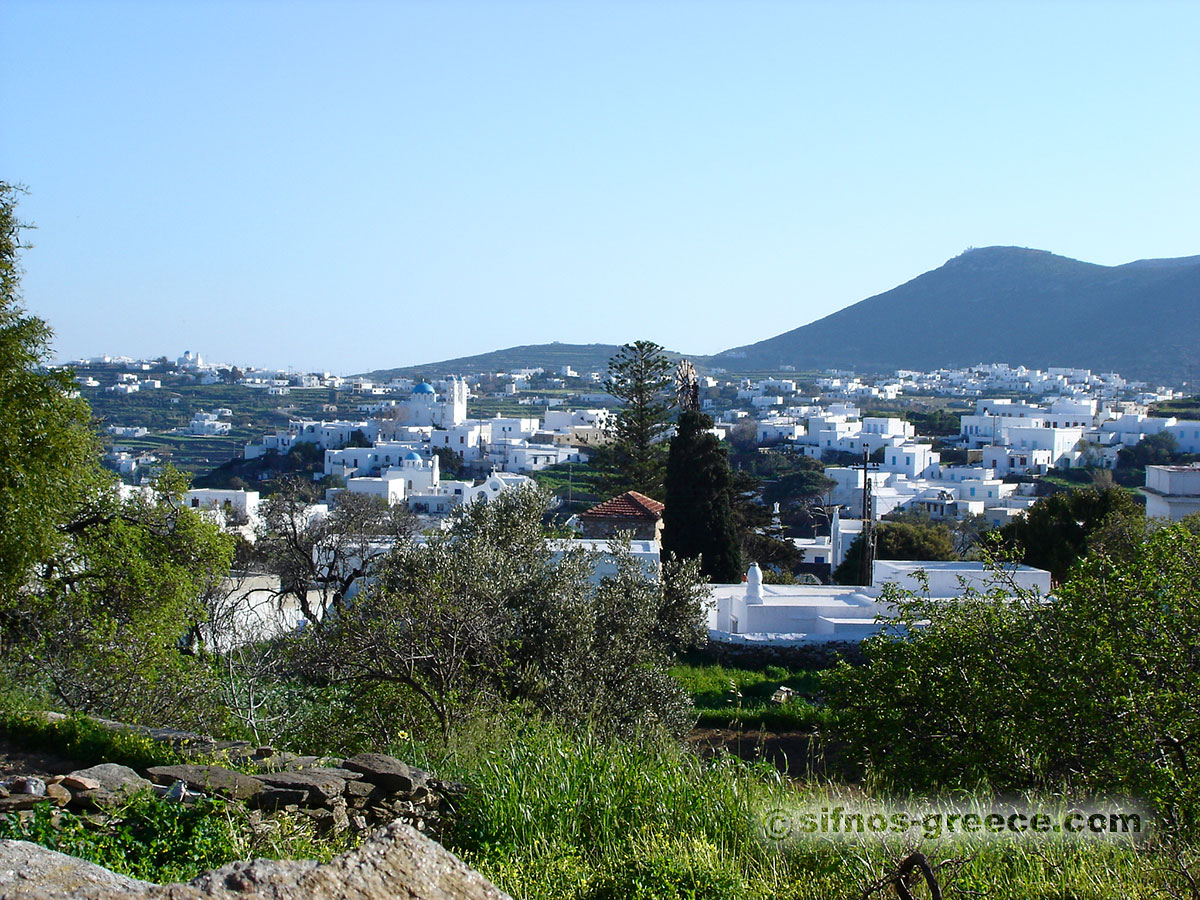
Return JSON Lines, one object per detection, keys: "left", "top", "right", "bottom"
{"left": 365, "top": 343, "right": 683, "bottom": 381}
{"left": 709, "top": 247, "right": 1200, "bottom": 385}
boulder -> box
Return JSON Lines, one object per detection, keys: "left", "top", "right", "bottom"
{"left": 0, "top": 821, "right": 511, "bottom": 899}
{"left": 66, "top": 764, "right": 151, "bottom": 798}
{"left": 254, "top": 772, "right": 345, "bottom": 805}
{"left": 340, "top": 753, "right": 427, "bottom": 793}
{"left": 192, "top": 820, "right": 511, "bottom": 899}
{"left": 0, "top": 839, "right": 152, "bottom": 897}
{"left": 144, "top": 765, "right": 263, "bottom": 801}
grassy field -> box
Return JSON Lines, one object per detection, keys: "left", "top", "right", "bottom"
{"left": 2, "top": 683, "right": 1187, "bottom": 898}
{"left": 671, "top": 661, "right": 830, "bottom": 732}
{"left": 396, "top": 718, "right": 1171, "bottom": 900}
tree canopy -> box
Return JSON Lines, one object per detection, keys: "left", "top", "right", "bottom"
{"left": 662, "top": 410, "right": 743, "bottom": 583}
{"left": 595, "top": 340, "right": 673, "bottom": 497}
{"left": 998, "top": 485, "right": 1144, "bottom": 582}
{"left": 0, "top": 184, "right": 234, "bottom": 729}
{"left": 826, "top": 518, "right": 1200, "bottom": 825}
{"left": 832, "top": 519, "right": 956, "bottom": 585}
{"left": 295, "top": 487, "right": 707, "bottom": 739}
{"left": 0, "top": 183, "right": 105, "bottom": 604}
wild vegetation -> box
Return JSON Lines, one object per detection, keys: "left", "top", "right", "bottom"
{"left": 4, "top": 184, "right": 1200, "bottom": 897}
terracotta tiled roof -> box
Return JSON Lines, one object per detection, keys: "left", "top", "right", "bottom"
{"left": 578, "top": 490, "right": 664, "bottom": 520}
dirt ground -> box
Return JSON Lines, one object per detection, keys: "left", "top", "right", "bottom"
{"left": 0, "top": 736, "right": 89, "bottom": 781}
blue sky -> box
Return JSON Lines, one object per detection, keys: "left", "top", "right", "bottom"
{"left": 3, "top": 0, "right": 1197, "bottom": 373}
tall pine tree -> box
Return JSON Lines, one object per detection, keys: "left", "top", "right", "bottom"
{"left": 662, "top": 410, "right": 743, "bottom": 583}
{"left": 596, "top": 340, "right": 673, "bottom": 497}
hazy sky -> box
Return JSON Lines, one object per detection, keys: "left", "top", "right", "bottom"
{"left": 3, "top": 1, "right": 1197, "bottom": 373}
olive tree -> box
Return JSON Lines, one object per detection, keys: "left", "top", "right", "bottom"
{"left": 256, "top": 479, "right": 416, "bottom": 625}
{"left": 296, "top": 487, "right": 707, "bottom": 740}
{"left": 826, "top": 520, "right": 1200, "bottom": 820}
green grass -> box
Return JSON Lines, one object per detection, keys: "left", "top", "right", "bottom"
{"left": 384, "top": 718, "right": 1176, "bottom": 900}
{"left": 0, "top": 705, "right": 348, "bottom": 881}
{"left": 671, "top": 662, "right": 829, "bottom": 731}
{"left": 2, "top": 698, "right": 1189, "bottom": 897}
{"left": 0, "top": 707, "right": 188, "bottom": 771}
{"left": 530, "top": 462, "right": 607, "bottom": 512}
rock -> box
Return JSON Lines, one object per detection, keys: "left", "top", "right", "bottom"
{"left": 11, "top": 821, "right": 513, "bottom": 899}
{"left": 343, "top": 779, "right": 379, "bottom": 800}
{"left": 341, "top": 753, "right": 427, "bottom": 793}
{"left": 431, "top": 778, "right": 470, "bottom": 796}
{"left": 43, "top": 783, "right": 72, "bottom": 808}
{"left": 295, "top": 766, "right": 363, "bottom": 781}
{"left": 249, "top": 786, "right": 309, "bottom": 809}
{"left": 254, "top": 772, "right": 345, "bottom": 804}
{"left": 66, "top": 764, "right": 152, "bottom": 798}
{"left": 0, "top": 839, "right": 153, "bottom": 897}
{"left": 59, "top": 775, "right": 100, "bottom": 792}
{"left": 0, "top": 795, "right": 50, "bottom": 813}
{"left": 190, "top": 820, "right": 512, "bottom": 900}
{"left": 2, "top": 777, "right": 47, "bottom": 796}
{"left": 144, "top": 765, "right": 263, "bottom": 801}
{"left": 0, "top": 784, "right": 8, "bottom": 798}
{"left": 69, "top": 788, "right": 123, "bottom": 811}
{"left": 300, "top": 805, "right": 349, "bottom": 835}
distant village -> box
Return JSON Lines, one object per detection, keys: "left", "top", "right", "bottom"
{"left": 64, "top": 349, "right": 1200, "bottom": 649}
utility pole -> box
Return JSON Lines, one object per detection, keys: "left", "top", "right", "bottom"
{"left": 859, "top": 446, "right": 875, "bottom": 587}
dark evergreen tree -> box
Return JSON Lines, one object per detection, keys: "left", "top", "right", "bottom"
{"left": 662, "top": 410, "right": 743, "bottom": 583}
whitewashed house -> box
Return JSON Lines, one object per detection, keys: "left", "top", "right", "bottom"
{"left": 1140, "top": 464, "right": 1200, "bottom": 521}
{"left": 706, "top": 560, "right": 1051, "bottom": 645}
{"left": 190, "top": 411, "right": 231, "bottom": 436}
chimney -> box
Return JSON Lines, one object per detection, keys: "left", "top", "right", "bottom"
{"left": 745, "top": 562, "right": 763, "bottom": 604}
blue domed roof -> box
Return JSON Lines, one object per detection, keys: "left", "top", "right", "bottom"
{"left": 404, "top": 451, "right": 423, "bottom": 461}
{"left": 412, "top": 382, "right": 435, "bottom": 394}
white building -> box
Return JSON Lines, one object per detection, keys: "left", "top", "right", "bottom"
{"left": 1166, "top": 420, "right": 1200, "bottom": 454}
{"left": 246, "top": 420, "right": 380, "bottom": 458}
{"left": 880, "top": 443, "right": 941, "bottom": 479}
{"left": 706, "top": 560, "right": 1051, "bottom": 644}
{"left": 184, "top": 488, "right": 261, "bottom": 538}
{"left": 190, "top": 411, "right": 231, "bottom": 436}
{"left": 487, "top": 439, "right": 585, "bottom": 473}
{"left": 375, "top": 380, "right": 469, "bottom": 428}
{"left": 1141, "top": 465, "right": 1200, "bottom": 521}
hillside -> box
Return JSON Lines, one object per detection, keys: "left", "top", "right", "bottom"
{"left": 364, "top": 343, "right": 629, "bottom": 380}
{"left": 708, "top": 247, "right": 1200, "bottom": 384}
